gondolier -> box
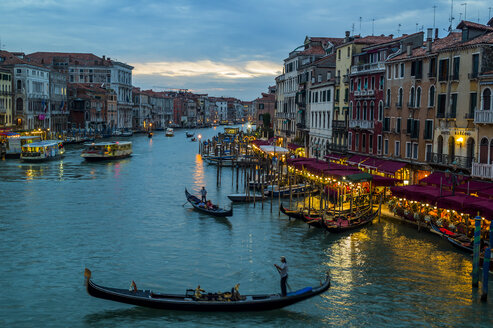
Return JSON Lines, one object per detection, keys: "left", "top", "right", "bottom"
{"left": 201, "top": 186, "right": 207, "bottom": 202}
{"left": 274, "top": 256, "right": 288, "bottom": 296}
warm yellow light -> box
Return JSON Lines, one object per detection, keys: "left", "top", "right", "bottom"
{"left": 456, "top": 136, "right": 464, "bottom": 144}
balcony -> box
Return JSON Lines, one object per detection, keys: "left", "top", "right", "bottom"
{"left": 468, "top": 72, "right": 478, "bottom": 80}
{"left": 327, "top": 143, "right": 348, "bottom": 153}
{"left": 472, "top": 163, "right": 493, "bottom": 180}
{"left": 426, "top": 152, "right": 473, "bottom": 169}
{"left": 349, "top": 120, "right": 374, "bottom": 129}
{"left": 350, "top": 62, "right": 385, "bottom": 75}
{"left": 332, "top": 120, "right": 346, "bottom": 130}
{"left": 428, "top": 72, "right": 436, "bottom": 79}
{"left": 334, "top": 76, "right": 340, "bottom": 86}
{"left": 474, "top": 110, "right": 493, "bottom": 124}
{"left": 342, "top": 75, "right": 349, "bottom": 83}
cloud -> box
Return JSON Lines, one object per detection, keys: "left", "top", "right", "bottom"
{"left": 131, "top": 60, "right": 282, "bottom": 79}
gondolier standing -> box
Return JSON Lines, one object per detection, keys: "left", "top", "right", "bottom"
{"left": 274, "top": 256, "right": 288, "bottom": 296}
{"left": 201, "top": 186, "right": 207, "bottom": 202}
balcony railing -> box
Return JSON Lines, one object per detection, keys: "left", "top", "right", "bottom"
{"left": 350, "top": 62, "right": 385, "bottom": 75}
{"left": 349, "top": 120, "right": 374, "bottom": 129}
{"left": 426, "top": 152, "right": 473, "bottom": 169}
{"left": 472, "top": 163, "right": 493, "bottom": 180}
{"left": 468, "top": 72, "right": 479, "bottom": 79}
{"left": 474, "top": 110, "right": 493, "bottom": 124}
{"left": 332, "top": 120, "right": 346, "bottom": 130}
{"left": 342, "top": 75, "right": 349, "bottom": 83}
{"left": 327, "top": 143, "right": 348, "bottom": 153}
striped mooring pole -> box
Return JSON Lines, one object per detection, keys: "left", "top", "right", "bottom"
{"left": 472, "top": 216, "right": 481, "bottom": 288}
{"left": 481, "top": 221, "right": 493, "bottom": 302}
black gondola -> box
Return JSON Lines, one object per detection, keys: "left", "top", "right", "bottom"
{"left": 186, "top": 132, "right": 195, "bottom": 138}
{"left": 429, "top": 222, "right": 473, "bottom": 253}
{"left": 280, "top": 204, "right": 310, "bottom": 221}
{"left": 185, "top": 188, "right": 233, "bottom": 217}
{"left": 84, "top": 269, "right": 330, "bottom": 312}
{"left": 322, "top": 210, "right": 377, "bottom": 233}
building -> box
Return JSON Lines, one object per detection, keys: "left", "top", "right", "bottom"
{"left": 48, "top": 70, "right": 68, "bottom": 133}
{"left": 0, "top": 67, "right": 13, "bottom": 128}
{"left": 348, "top": 33, "right": 423, "bottom": 158}
{"left": 253, "top": 90, "right": 275, "bottom": 127}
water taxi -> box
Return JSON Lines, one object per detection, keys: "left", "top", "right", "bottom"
{"left": 165, "top": 128, "right": 174, "bottom": 137}
{"left": 5, "top": 135, "right": 41, "bottom": 158}
{"left": 20, "top": 140, "right": 65, "bottom": 162}
{"left": 81, "top": 141, "right": 132, "bottom": 161}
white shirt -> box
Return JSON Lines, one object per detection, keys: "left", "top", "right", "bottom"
{"left": 279, "top": 262, "right": 288, "bottom": 277}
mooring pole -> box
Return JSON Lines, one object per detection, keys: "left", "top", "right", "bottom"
{"left": 472, "top": 215, "right": 482, "bottom": 287}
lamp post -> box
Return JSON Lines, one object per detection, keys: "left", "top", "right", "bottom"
{"left": 198, "top": 134, "right": 202, "bottom": 154}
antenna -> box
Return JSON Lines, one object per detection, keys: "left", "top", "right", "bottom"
{"left": 461, "top": 2, "right": 467, "bottom": 21}
{"left": 459, "top": 13, "right": 462, "bottom": 21}
{"left": 398, "top": 23, "right": 402, "bottom": 35}
{"left": 416, "top": 23, "right": 419, "bottom": 32}
{"left": 448, "top": 0, "right": 455, "bottom": 31}
{"left": 351, "top": 23, "right": 355, "bottom": 36}
{"left": 372, "top": 18, "right": 375, "bottom": 36}
{"left": 433, "top": 5, "right": 437, "bottom": 29}
{"left": 489, "top": 7, "right": 492, "bottom": 20}
{"left": 359, "top": 17, "right": 362, "bottom": 34}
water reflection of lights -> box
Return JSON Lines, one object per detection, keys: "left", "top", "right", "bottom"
{"left": 193, "top": 154, "right": 204, "bottom": 189}
{"left": 58, "top": 161, "right": 64, "bottom": 180}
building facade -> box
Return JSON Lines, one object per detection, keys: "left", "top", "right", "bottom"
{"left": 0, "top": 68, "right": 12, "bottom": 127}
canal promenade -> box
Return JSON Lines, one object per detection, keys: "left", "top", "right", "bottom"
{"left": 0, "top": 126, "right": 492, "bottom": 327}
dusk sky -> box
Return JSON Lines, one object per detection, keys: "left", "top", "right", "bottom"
{"left": 1, "top": 0, "right": 492, "bottom": 100}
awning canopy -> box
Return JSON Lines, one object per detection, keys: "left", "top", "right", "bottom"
{"left": 324, "top": 153, "right": 347, "bottom": 161}
{"left": 287, "top": 143, "right": 303, "bottom": 151}
{"left": 360, "top": 158, "right": 386, "bottom": 170}
{"left": 419, "top": 171, "right": 471, "bottom": 187}
{"left": 347, "top": 155, "right": 368, "bottom": 165}
{"left": 259, "top": 145, "right": 289, "bottom": 154}
{"left": 372, "top": 175, "right": 401, "bottom": 187}
{"left": 376, "top": 160, "right": 407, "bottom": 175}
{"left": 390, "top": 185, "right": 452, "bottom": 203}
{"left": 456, "top": 180, "right": 493, "bottom": 193}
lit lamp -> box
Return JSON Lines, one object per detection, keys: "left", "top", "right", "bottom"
{"left": 456, "top": 136, "right": 464, "bottom": 147}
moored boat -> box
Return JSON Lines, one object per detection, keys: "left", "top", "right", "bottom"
{"left": 429, "top": 222, "right": 473, "bottom": 253}
{"left": 186, "top": 131, "right": 194, "bottom": 138}
{"left": 185, "top": 188, "right": 232, "bottom": 217}
{"left": 227, "top": 193, "right": 266, "bottom": 202}
{"left": 166, "top": 128, "right": 174, "bottom": 137}
{"left": 5, "top": 135, "right": 42, "bottom": 158}
{"left": 20, "top": 140, "right": 65, "bottom": 162}
{"left": 264, "top": 184, "right": 309, "bottom": 197}
{"left": 321, "top": 210, "right": 377, "bottom": 233}
{"left": 81, "top": 141, "right": 132, "bottom": 161}
{"left": 84, "top": 268, "right": 330, "bottom": 312}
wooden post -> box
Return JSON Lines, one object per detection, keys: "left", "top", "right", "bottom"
{"left": 378, "top": 194, "right": 383, "bottom": 223}
{"left": 472, "top": 215, "right": 482, "bottom": 287}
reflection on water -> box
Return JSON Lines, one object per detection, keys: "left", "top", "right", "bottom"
{"left": 0, "top": 128, "right": 492, "bottom": 327}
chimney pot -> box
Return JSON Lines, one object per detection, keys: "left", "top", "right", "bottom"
{"left": 435, "top": 28, "right": 439, "bottom": 39}
{"left": 427, "top": 28, "right": 433, "bottom": 40}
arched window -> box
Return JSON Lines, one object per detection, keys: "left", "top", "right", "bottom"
{"left": 323, "top": 112, "right": 326, "bottom": 129}
{"left": 409, "top": 87, "right": 415, "bottom": 107}
{"left": 378, "top": 101, "right": 384, "bottom": 121}
{"left": 386, "top": 89, "right": 391, "bottom": 106}
{"left": 480, "top": 137, "right": 488, "bottom": 163}
{"left": 429, "top": 85, "right": 435, "bottom": 107}
{"left": 349, "top": 102, "right": 353, "bottom": 119}
{"left": 370, "top": 101, "right": 375, "bottom": 121}
{"left": 483, "top": 88, "right": 491, "bottom": 110}
{"left": 398, "top": 88, "right": 403, "bottom": 107}
{"left": 416, "top": 87, "right": 421, "bottom": 108}
{"left": 363, "top": 102, "right": 367, "bottom": 120}
{"left": 356, "top": 102, "right": 361, "bottom": 120}
{"left": 489, "top": 139, "right": 493, "bottom": 164}
{"left": 437, "top": 135, "right": 443, "bottom": 155}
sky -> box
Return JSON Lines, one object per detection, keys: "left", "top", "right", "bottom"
{"left": 1, "top": 0, "right": 492, "bottom": 100}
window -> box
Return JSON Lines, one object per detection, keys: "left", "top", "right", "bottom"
{"left": 386, "top": 89, "right": 391, "bottom": 107}
{"left": 370, "top": 102, "right": 374, "bottom": 121}
{"left": 379, "top": 76, "right": 384, "bottom": 89}
{"left": 429, "top": 85, "right": 435, "bottom": 107}
{"left": 344, "top": 88, "right": 348, "bottom": 102}
{"left": 450, "top": 94, "right": 457, "bottom": 118}
{"left": 363, "top": 102, "right": 367, "bottom": 120}
{"left": 416, "top": 87, "right": 421, "bottom": 107}
{"left": 378, "top": 101, "right": 384, "bottom": 121}
{"left": 438, "top": 59, "right": 449, "bottom": 81}
{"left": 469, "top": 92, "right": 477, "bottom": 116}
{"left": 388, "top": 66, "right": 392, "bottom": 79}
{"left": 424, "top": 120, "right": 433, "bottom": 140}
{"left": 452, "top": 56, "right": 460, "bottom": 80}
{"left": 355, "top": 133, "right": 359, "bottom": 150}
{"left": 425, "top": 144, "right": 433, "bottom": 161}
{"left": 356, "top": 102, "right": 361, "bottom": 120}
{"left": 406, "top": 142, "right": 412, "bottom": 158}
{"left": 472, "top": 53, "right": 479, "bottom": 77}
{"left": 483, "top": 89, "right": 491, "bottom": 110}
{"left": 336, "top": 89, "right": 340, "bottom": 102}
{"left": 384, "top": 139, "right": 389, "bottom": 155}
{"left": 437, "top": 94, "right": 446, "bottom": 117}
{"left": 409, "top": 87, "right": 415, "bottom": 107}
{"left": 348, "top": 132, "right": 352, "bottom": 150}
{"left": 369, "top": 135, "right": 374, "bottom": 152}
{"left": 377, "top": 135, "right": 382, "bottom": 154}
{"left": 364, "top": 78, "right": 368, "bottom": 90}
{"left": 396, "top": 118, "right": 401, "bottom": 133}
{"left": 412, "top": 143, "right": 418, "bottom": 160}
{"left": 429, "top": 57, "right": 436, "bottom": 77}
{"left": 383, "top": 118, "right": 390, "bottom": 132}
{"left": 394, "top": 64, "right": 399, "bottom": 79}
{"left": 318, "top": 74, "right": 322, "bottom": 82}
{"left": 362, "top": 134, "right": 366, "bottom": 149}
{"left": 395, "top": 141, "right": 401, "bottom": 157}
{"left": 398, "top": 88, "right": 403, "bottom": 107}
{"left": 328, "top": 89, "right": 331, "bottom": 101}
{"left": 400, "top": 63, "right": 405, "bottom": 78}
{"left": 347, "top": 47, "right": 350, "bottom": 57}
{"left": 371, "top": 76, "right": 375, "bottom": 90}
{"left": 412, "top": 120, "right": 420, "bottom": 139}
{"left": 338, "top": 49, "right": 341, "bottom": 60}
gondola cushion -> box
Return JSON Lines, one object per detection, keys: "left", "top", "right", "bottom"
{"left": 287, "top": 287, "right": 312, "bottom": 296}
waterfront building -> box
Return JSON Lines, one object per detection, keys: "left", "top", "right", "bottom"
{"left": 0, "top": 67, "right": 13, "bottom": 127}
{"left": 275, "top": 36, "right": 343, "bottom": 145}
{"left": 430, "top": 21, "right": 493, "bottom": 175}
{"left": 331, "top": 33, "right": 393, "bottom": 154}
{"left": 132, "top": 88, "right": 152, "bottom": 130}
{"left": 48, "top": 70, "right": 68, "bottom": 133}
{"left": 0, "top": 51, "right": 51, "bottom": 130}
{"left": 348, "top": 33, "right": 423, "bottom": 159}
{"left": 305, "top": 54, "right": 336, "bottom": 158}
{"left": 253, "top": 89, "right": 275, "bottom": 127}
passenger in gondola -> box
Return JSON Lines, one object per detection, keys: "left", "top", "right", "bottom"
{"left": 206, "top": 200, "right": 213, "bottom": 209}
{"left": 231, "top": 283, "right": 241, "bottom": 301}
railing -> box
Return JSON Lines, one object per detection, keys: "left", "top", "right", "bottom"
{"left": 348, "top": 120, "right": 374, "bottom": 129}
{"left": 428, "top": 72, "right": 436, "bottom": 79}
{"left": 332, "top": 120, "right": 346, "bottom": 129}
{"left": 472, "top": 163, "right": 493, "bottom": 180}
{"left": 426, "top": 152, "right": 473, "bottom": 169}
{"left": 468, "top": 72, "right": 478, "bottom": 79}
{"left": 342, "top": 75, "right": 349, "bottom": 83}
{"left": 474, "top": 110, "right": 493, "bottom": 124}
{"left": 327, "top": 143, "right": 348, "bottom": 153}
{"left": 350, "top": 62, "right": 385, "bottom": 74}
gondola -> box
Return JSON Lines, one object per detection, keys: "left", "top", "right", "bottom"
{"left": 84, "top": 268, "right": 330, "bottom": 312}
{"left": 148, "top": 132, "right": 153, "bottom": 138}
{"left": 322, "top": 210, "right": 377, "bottom": 233}
{"left": 227, "top": 193, "right": 266, "bottom": 202}
{"left": 302, "top": 214, "right": 324, "bottom": 228}
{"left": 185, "top": 188, "right": 233, "bottom": 217}
{"left": 186, "top": 132, "right": 195, "bottom": 138}
{"left": 279, "top": 204, "right": 306, "bottom": 220}
{"left": 430, "top": 222, "right": 473, "bottom": 253}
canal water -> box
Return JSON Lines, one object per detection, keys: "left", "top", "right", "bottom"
{"left": 0, "top": 126, "right": 491, "bottom": 327}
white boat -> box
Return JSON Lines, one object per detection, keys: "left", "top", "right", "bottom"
{"left": 81, "top": 141, "right": 132, "bottom": 161}
{"left": 6, "top": 135, "right": 41, "bottom": 158}
{"left": 165, "top": 128, "right": 174, "bottom": 137}
{"left": 20, "top": 140, "right": 65, "bottom": 162}
{"left": 264, "top": 184, "right": 309, "bottom": 197}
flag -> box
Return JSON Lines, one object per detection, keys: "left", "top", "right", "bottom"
{"left": 42, "top": 100, "right": 47, "bottom": 113}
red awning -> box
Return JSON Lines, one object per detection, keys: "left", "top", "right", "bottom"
{"left": 287, "top": 143, "right": 303, "bottom": 151}
{"left": 324, "top": 153, "right": 347, "bottom": 161}
{"left": 360, "top": 158, "right": 386, "bottom": 170}
{"left": 390, "top": 185, "right": 452, "bottom": 203}
{"left": 372, "top": 175, "right": 401, "bottom": 187}
{"left": 456, "top": 180, "right": 493, "bottom": 193}
{"left": 376, "top": 160, "right": 407, "bottom": 175}
{"left": 420, "top": 171, "right": 470, "bottom": 187}
{"left": 347, "top": 155, "right": 368, "bottom": 165}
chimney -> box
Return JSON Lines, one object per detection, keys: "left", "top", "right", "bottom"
{"left": 407, "top": 45, "right": 412, "bottom": 57}
{"left": 389, "top": 34, "right": 394, "bottom": 39}
{"left": 345, "top": 30, "right": 350, "bottom": 42}
{"left": 435, "top": 28, "right": 439, "bottom": 40}
{"left": 102, "top": 55, "right": 106, "bottom": 60}
{"left": 426, "top": 28, "right": 433, "bottom": 53}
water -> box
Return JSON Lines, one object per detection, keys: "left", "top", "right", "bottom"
{"left": 0, "top": 126, "right": 492, "bottom": 327}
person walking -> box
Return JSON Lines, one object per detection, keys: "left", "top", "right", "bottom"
{"left": 274, "top": 256, "right": 288, "bottom": 296}
{"left": 200, "top": 186, "right": 207, "bottom": 202}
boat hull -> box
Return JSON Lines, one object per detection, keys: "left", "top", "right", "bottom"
{"left": 82, "top": 154, "right": 132, "bottom": 161}
{"left": 185, "top": 189, "right": 233, "bottom": 217}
